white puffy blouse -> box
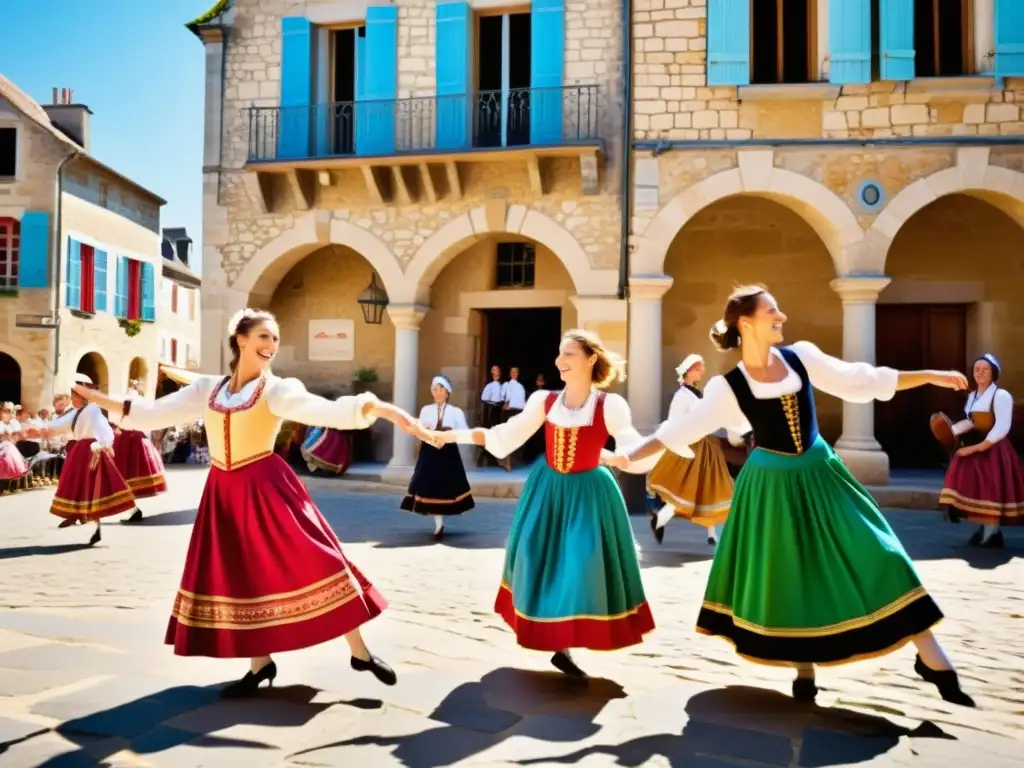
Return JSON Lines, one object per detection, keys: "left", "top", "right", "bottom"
{"left": 48, "top": 405, "right": 115, "bottom": 450}
{"left": 118, "top": 374, "right": 379, "bottom": 433}
{"left": 452, "top": 388, "right": 662, "bottom": 474}
{"left": 654, "top": 341, "right": 899, "bottom": 458}
{"left": 418, "top": 403, "right": 469, "bottom": 431}
{"left": 951, "top": 385, "right": 1013, "bottom": 444}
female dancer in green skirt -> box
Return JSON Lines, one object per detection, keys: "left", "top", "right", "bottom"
{"left": 605, "top": 286, "right": 975, "bottom": 707}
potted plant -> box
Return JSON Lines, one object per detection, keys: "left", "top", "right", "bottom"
{"left": 351, "top": 366, "right": 379, "bottom": 396}
{"left": 118, "top": 318, "right": 143, "bottom": 338}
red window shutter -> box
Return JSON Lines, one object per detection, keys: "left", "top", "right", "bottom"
{"left": 127, "top": 258, "right": 142, "bottom": 319}
{"left": 79, "top": 244, "right": 95, "bottom": 313}
{"left": 170, "top": 338, "right": 178, "bottom": 365}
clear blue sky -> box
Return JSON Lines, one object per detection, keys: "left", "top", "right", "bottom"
{"left": 2, "top": 1, "right": 213, "bottom": 270}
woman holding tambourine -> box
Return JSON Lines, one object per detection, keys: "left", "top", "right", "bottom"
{"left": 931, "top": 353, "right": 1024, "bottom": 548}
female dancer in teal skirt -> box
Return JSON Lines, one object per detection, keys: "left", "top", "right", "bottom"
{"left": 431, "top": 330, "right": 660, "bottom": 677}
{"left": 606, "top": 286, "right": 975, "bottom": 706}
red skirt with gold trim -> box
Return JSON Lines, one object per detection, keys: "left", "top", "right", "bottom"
{"left": 113, "top": 430, "right": 167, "bottom": 498}
{"left": 939, "top": 439, "right": 1024, "bottom": 525}
{"left": 165, "top": 453, "right": 387, "bottom": 658}
{"left": 50, "top": 439, "right": 136, "bottom": 521}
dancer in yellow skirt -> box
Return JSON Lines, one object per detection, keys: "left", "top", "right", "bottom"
{"left": 647, "top": 354, "right": 739, "bottom": 546}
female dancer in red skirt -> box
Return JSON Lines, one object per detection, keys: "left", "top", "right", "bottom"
{"left": 73, "top": 308, "right": 425, "bottom": 697}
{"left": 32, "top": 375, "right": 136, "bottom": 545}
{"left": 113, "top": 379, "right": 168, "bottom": 524}
{"left": 939, "top": 353, "right": 1024, "bottom": 548}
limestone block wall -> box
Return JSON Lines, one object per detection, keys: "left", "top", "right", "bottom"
{"left": 631, "top": 0, "right": 1024, "bottom": 141}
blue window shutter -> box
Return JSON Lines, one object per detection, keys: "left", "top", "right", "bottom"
{"left": 114, "top": 256, "right": 127, "bottom": 318}
{"left": 65, "top": 238, "right": 81, "bottom": 310}
{"left": 435, "top": 2, "right": 471, "bottom": 150}
{"left": 530, "top": 0, "right": 565, "bottom": 144}
{"left": 880, "top": 0, "right": 915, "bottom": 80}
{"left": 995, "top": 0, "right": 1024, "bottom": 76}
{"left": 354, "top": 27, "right": 368, "bottom": 154}
{"left": 17, "top": 211, "right": 49, "bottom": 289}
{"left": 355, "top": 6, "right": 398, "bottom": 156}
{"left": 94, "top": 249, "right": 108, "bottom": 313}
{"left": 141, "top": 261, "right": 155, "bottom": 322}
{"left": 707, "top": 0, "right": 750, "bottom": 86}
{"left": 830, "top": 0, "right": 871, "bottom": 84}
{"left": 279, "top": 17, "right": 314, "bottom": 159}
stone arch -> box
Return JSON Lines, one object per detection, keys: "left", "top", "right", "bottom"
{"left": 75, "top": 350, "right": 109, "bottom": 392}
{"left": 868, "top": 147, "right": 1024, "bottom": 273}
{"left": 128, "top": 356, "right": 148, "bottom": 389}
{"left": 232, "top": 212, "right": 407, "bottom": 303}
{"left": 0, "top": 347, "right": 21, "bottom": 406}
{"left": 633, "top": 150, "right": 866, "bottom": 276}
{"left": 403, "top": 203, "right": 617, "bottom": 302}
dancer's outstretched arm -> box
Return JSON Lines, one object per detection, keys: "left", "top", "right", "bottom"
{"left": 434, "top": 390, "right": 547, "bottom": 458}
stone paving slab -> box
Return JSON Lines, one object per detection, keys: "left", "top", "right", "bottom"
{"left": 0, "top": 469, "right": 1022, "bottom": 766}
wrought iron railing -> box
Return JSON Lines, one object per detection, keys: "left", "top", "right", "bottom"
{"left": 247, "top": 84, "right": 600, "bottom": 162}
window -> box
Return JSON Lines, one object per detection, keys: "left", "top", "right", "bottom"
{"left": 0, "top": 128, "right": 16, "bottom": 178}
{"left": 496, "top": 242, "right": 535, "bottom": 288}
{"left": 913, "top": 0, "right": 972, "bottom": 77}
{"left": 475, "top": 10, "right": 532, "bottom": 148}
{"left": 751, "top": 0, "right": 815, "bottom": 84}
{"left": 79, "top": 244, "right": 95, "bottom": 313}
{"left": 171, "top": 282, "right": 179, "bottom": 313}
{"left": 0, "top": 218, "right": 19, "bottom": 291}
{"left": 170, "top": 338, "right": 178, "bottom": 366}
{"left": 115, "top": 257, "right": 154, "bottom": 321}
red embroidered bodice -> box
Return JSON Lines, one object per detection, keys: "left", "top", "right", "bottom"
{"left": 543, "top": 391, "right": 609, "bottom": 474}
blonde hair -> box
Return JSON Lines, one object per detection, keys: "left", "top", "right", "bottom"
{"left": 561, "top": 329, "right": 626, "bottom": 389}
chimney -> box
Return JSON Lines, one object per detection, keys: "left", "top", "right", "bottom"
{"left": 42, "top": 87, "right": 91, "bottom": 151}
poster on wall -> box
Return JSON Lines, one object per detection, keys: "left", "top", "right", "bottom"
{"left": 308, "top": 319, "right": 355, "bottom": 361}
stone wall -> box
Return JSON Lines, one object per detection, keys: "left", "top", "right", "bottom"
{"left": 631, "top": 0, "right": 1024, "bottom": 141}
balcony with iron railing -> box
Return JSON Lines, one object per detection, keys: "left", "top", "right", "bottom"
{"left": 243, "top": 84, "right": 603, "bottom": 207}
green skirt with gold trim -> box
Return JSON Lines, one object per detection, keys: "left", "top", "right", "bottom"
{"left": 696, "top": 436, "right": 942, "bottom": 666}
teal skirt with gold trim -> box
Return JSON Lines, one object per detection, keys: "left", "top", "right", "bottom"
{"left": 696, "top": 436, "right": 942, "bottom": 666}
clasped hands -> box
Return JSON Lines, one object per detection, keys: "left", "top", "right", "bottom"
{"left": 367, "top": 404, "right": 454, "bottom": 449}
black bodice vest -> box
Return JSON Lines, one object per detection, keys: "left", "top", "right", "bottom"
{"left": 684, "top": 384, "right": 703, "bottom": 399}
{"left": 723, "top": 346, "right": 820, "bottom": 455}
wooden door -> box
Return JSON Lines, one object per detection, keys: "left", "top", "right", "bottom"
{"left": 875, "top": 304, "right": 968, "bottom": 469}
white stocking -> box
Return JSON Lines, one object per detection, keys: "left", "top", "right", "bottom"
{"left": 982, "top": 524, "right": 999, "bottom": 541}
{"left": 433, "top": 515, "right": 444, "bottom": 533}
{"left": 655, "top": 504, "right": 675, "bottom": 529}
{"left": 707, "top": 525, "right": 718, "bottom": 540}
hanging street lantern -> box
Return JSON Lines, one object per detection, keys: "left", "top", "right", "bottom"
{"left": 357, "top": 271, "right": 389, "bottom": 325}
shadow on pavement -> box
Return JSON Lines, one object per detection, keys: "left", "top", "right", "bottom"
{"left": 288, "top": 666, "right": 627, "bottom": 767}
{"left": 514, "top": 685, "right": 955, "bottom": 768}
{"left": 0, "top": 542, "right": 94, "bottom": 560}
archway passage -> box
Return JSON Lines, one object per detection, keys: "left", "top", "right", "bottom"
{"left": 128, "top": 357, "right": 148, "bottom": 391}
{"left": 660, "top": 195, "right": 843, "bottom": 439}
{"left": 76, "top": 352, "right": 109, "bottom": 393}
{"left": 877, "top": 193, "right": 1024, "bottom": 468}
{"left": 0, "top": 353, "right": 21, "bottom": 405}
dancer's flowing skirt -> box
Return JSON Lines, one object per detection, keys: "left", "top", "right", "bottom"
{"left": 165, "top": 454, "right": 387, "bottom": 658}
{"left": 647, "top": 435, "right": 733, "bottom": 526}
{"left": 496, "top": 460, "right": 654, "bottom": 651}
{"left": 401, "top": 442, "right": 474, "bottom": 515}
{"left": 50, "top": 439, "right": 136, "bottom": 522}
{"left": 697, "top": 436, "right": 942, "bottom": 666}
{"left": 939, "top": 440, "right": 1024, "bottom": 525}
{"left": 112, "top": 430, "right": 167, "bottom": 498}
{"left": 301, "top": 427, "right": 352, "bottom": 475}
{"left": 0, "top": 442, "right": 29, "bottom": 481}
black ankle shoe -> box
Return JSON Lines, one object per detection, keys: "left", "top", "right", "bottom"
{"left": 968, "top": 526, "right": 984, "bottom": 546}
{"left": 649, "top": 514, "right": 665, "bottom": 545}
{"left": 433, "top": 527, "right": 444, "bottom": 542}
{"left": 981, "top": 530, "right": 1004, "bottom": 549}
{"left": 551, "top": 651, "right": 587, "bottom": 678}
{"left": 707, "top": 536, "right": 717, "bottom": 546}
{"left": 914, "top": 655, "right": 976, "bottom": 707}
{"left": 792, "top": 678, "right": 818, "bottom": 702}
{"left": 945, "top": 506, "right": 964, "bottom": 524}
{"left": 351, "top": 655, "right": 397, "bottom": 685}
{"left": 221, "top": 661, "right": 277, "bottom": 698}
{"left": 122, "top": 509, "right": 144, "bottom": 524}
{"left": 88, "top": 527, "right": 101, "bottom": 546}
{"left": 58, "top": 517, "right": 77, "bottom": 529}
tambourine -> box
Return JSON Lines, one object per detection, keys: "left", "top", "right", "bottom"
{"left": 929, "top": 413, "right": 958, "bottom": 450}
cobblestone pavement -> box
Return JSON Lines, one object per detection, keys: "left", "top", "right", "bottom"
{"left": 0, "top": 467, "right": 1022, "bottom": 767}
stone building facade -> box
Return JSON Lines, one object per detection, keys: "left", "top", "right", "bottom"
{"left": 0, "top": 77, "right": 165, "bottom": 412}
{"left": 628, "top": 0, "right": 1024, "bottom": 481}
{"left": 193, "top": 0, "right": 629, "bottom": 465}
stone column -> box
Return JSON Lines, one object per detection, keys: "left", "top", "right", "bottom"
{"left": 831, "top": 276, "right": 892, "bottom": 485}
{"left": 627, "top": 275, "right": 674, "bottom": 435}
{"left": 387, "top": 304, "right": 427, "bottom": 469}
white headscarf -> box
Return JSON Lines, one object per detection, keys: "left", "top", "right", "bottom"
{"left": 675, "top": 354, "right": 703, "bottom": 380}
{"left": 431, "top": 375, "right": 453, "bottom": 393}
